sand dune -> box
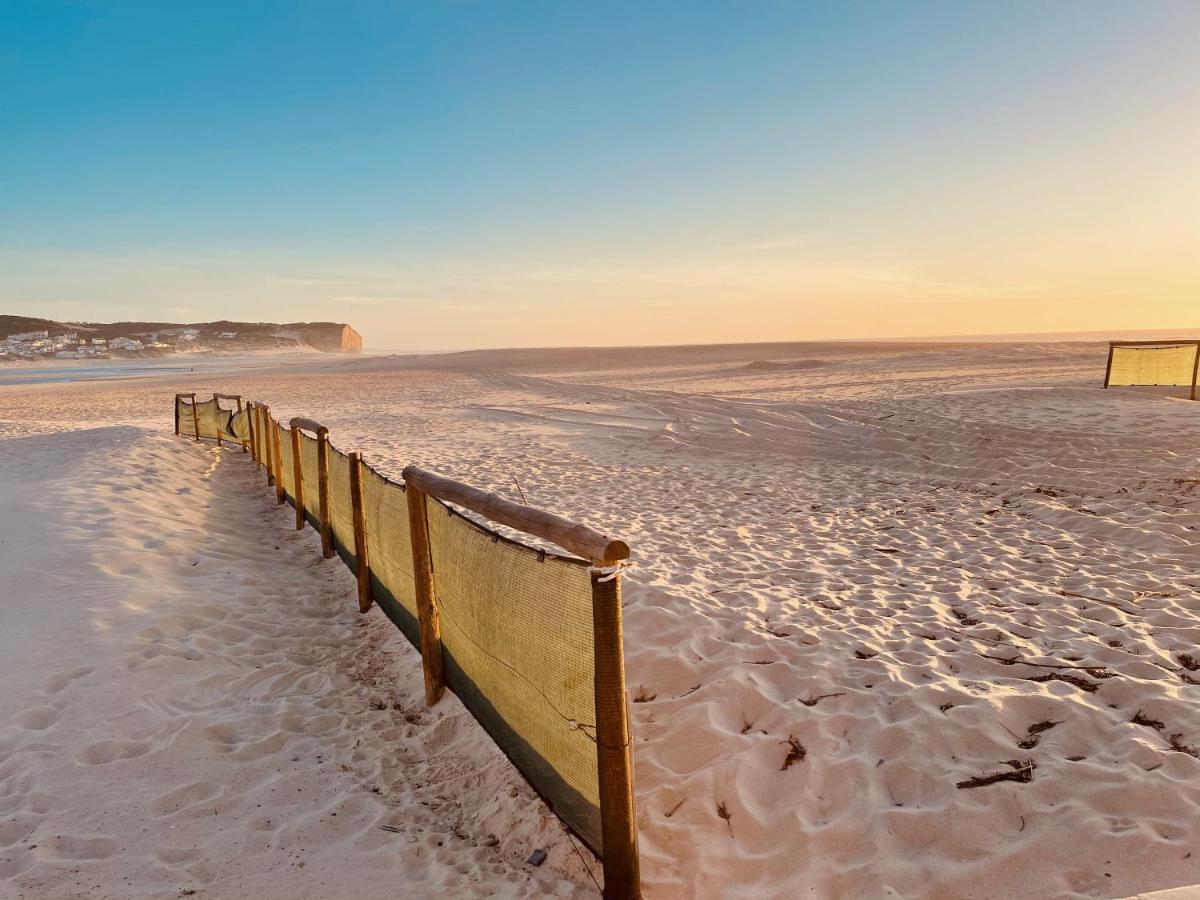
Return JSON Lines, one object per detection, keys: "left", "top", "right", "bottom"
{"left": 0, "top": 428, "right": 590, "bottom": 898}
{"left": 3, "top": 340, "right": 1200, "bottom": 898}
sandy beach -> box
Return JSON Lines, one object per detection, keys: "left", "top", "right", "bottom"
{"left": 4, "top": 340, "right": 1200, "bottom": 898}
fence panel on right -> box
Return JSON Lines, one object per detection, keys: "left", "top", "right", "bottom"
{"left": 423, "top": 495, "right": 602, "bottom": 853}
{"left": 1108, "top": 343, "right": 1199, "bottom": 386}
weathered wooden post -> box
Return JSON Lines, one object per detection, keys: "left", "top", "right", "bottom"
{"left": 1103, "top": 343, "right": 1115, "bottom": 389}
{"left": 316, "top": 427, "right": 333, "bottom": 558}
{"left": 349, "top": 451, "right": 373, "bottom": 613}
{"left": 248, "top": 402, "right": 259, "bottom": 463}
{"left": 236, "top": 397, "right": 247, "bottom": 453}
{"left": 211, "top": 393, "right": 222, "bottom": 448}
{"left": 1190, "top": 342, "right": 1200, "bottom": 402}
{"left": 592, "top": 567, "right": 641, "bottom": 900}
{"left": 290, "top": 424, "right": 305, "bottom": 530}
{"left": 404, "top": 483, "right": 444, "bottom": 706}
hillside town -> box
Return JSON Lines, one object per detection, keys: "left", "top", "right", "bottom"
{"left": 0, "top": 327, "right": 210, "bottom": 361}
{"left": 0, "top": 317, "right": 361, "bottom": 362}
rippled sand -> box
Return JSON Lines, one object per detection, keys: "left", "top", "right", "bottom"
{"left": 4, "top": 339, "right": 1200, "bottom": 898}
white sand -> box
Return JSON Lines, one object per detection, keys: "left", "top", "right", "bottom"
{"left": 3, "top": 340, "right": 1200, "bottom": 898}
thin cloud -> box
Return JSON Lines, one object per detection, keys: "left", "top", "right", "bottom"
{"left": 719, "top": 234, "right": 823, "bottom": 255}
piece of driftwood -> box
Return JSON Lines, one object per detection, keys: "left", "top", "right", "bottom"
{"left": 957, "top": 759, "right": 1035, "bottom": 789}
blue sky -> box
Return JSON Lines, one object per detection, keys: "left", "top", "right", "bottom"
{"left": 2, "top": 1, "right": 1197, "bottom": 349}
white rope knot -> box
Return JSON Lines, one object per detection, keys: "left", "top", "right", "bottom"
{"left": 588, "top": 561, "right": 628, "bottom": 582}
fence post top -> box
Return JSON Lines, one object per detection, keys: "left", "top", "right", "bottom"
{"left": 402, "top": 464, "right": 631, "bottom": 565}
{"left": 289, "top": 416, "right": 329, "bottom": 436}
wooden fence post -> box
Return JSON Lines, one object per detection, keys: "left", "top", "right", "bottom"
{"left": 212, "top": 393, "right": 222, "bottom": 448}
{"left": 236, "top": 397, "right": 247, "bottom": 453}
{"left": 256, "top": 406, "right": 266, "bottom": 472}
{"left": 592, "top": 569, "right": 641, "bottom": 900}
{"left": 290, "top": 424, "right": 305, "bottom": 530}
{"left": 174, "top": 395, "right": 181, "bottom": 436}
{"left": 248, "top": 404, "right": 259, "bottom": 463}
{"left": 316, "top": 427, "right": 334, "bottom": 558}
{"left": 349, "top": 452, "right": 373, "bottom": 613}
{"left": 405, "top": 486, "right": 444, "bottom": 706}
{"left": 1103, "top": 344, "right": 1115, "bottom": 389}
{"left": 1191, "top": 343, "right": 1200, "bottom": 402}
{"left": 262, "top": 407, "right": 275, "bottom": 483}
{"left": 261, "top": 407, "right": 269, "bottom": 471}
{"left": 190, "top": 394, "right": 200, "bottom": 442}
{"left": 270, "top": 413, "right": 285, "bottom": 504}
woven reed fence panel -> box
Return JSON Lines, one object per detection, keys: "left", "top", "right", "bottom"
{"left": 362, "top": 465, "right": 421, "bottom": 648}
{"left": 424, "top": 495, "right": 602, "bottom": 853}
{"left": 177, "top": 397, "right": 248, "bottom": 443}
{"left": 275, "top": 421, "right": 295, "bottom": 501}
{"left": 299, "top": 431, "right": 321, "bottom": 531}
{"left": 327, "top": 447, "right": 357, "bottom": 571}
{"left": 1109, "top": 344, "right": 1199, "bottom": 386}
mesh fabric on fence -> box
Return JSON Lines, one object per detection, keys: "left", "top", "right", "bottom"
{"left": 327, "top": 448, "right": 357, "bottom": 570}
{"left": 361, "top": 464, "right": 421, "bottom": 647}
{"left": 1109, "top": 343, "right": 1200, "bottom": 386}
{"left": 276, "top": 421, "right": 295, "bottom": 499}
{"left": 176, "top": 397, "right": 249, "bottom": 443}
{"left": 424, "top": 496, "right": 602, "bottom": 852}
{"left": 299, "top": 431, "right": 320, "bottom": 531}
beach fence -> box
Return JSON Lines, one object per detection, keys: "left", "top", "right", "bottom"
{"left": 173, "top": 393, "right": 640, "bottom": 899}
{"left": 1103, "top": 340, "right": 1200, "bottom": 400}
{"left": 174, "top": 392, "right": 253, "bottom": 448}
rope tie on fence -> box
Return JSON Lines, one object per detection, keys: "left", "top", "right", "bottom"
{"left": 589, "top": 561, "right": 627, "bottom": 582}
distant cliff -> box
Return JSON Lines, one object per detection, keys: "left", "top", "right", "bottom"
{"left": 0, "top": 316, "right": 362, "bottom": 360}
{"left": 277, "top": 322, "right": 363, "bottom": 353}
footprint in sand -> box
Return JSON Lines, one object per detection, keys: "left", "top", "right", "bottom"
{"left": 17, "top": 706, "right": 62, "bottom": 731}
{"left": 155, "top": 847, "right": 201, "bottom": 865}
{"left": 203, "top": 724, "right": 289, "bottom": 761}
{"left": 41, "top": 834, "right": 117, "bottom": 860}
{"left": 42, "top": 666, "right": 94, "bottom": 694}
{"left": 0, "top": 816, "right": 40, "bottom": 849}
{"left": 77, "top": 739, "right": 152, "bottom": 765}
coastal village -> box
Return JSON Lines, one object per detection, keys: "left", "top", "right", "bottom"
{"left": 0, "top": 318, "right": 361, "bottom": 363}
{"left": 0, "top": 326, "right": 219, "bottom": 361}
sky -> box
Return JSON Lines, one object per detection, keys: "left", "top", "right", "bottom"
{"left": 1, "top": 1, "right": 1197, "bottom": 351}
